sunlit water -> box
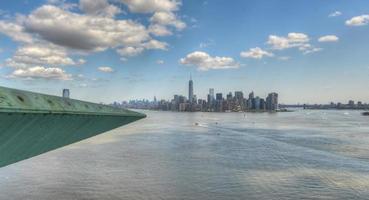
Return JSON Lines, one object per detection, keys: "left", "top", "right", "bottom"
{"left": 1, "top": 109, "right": 369, "bottom": 199}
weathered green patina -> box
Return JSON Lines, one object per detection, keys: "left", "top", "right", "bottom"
{"left": 0, "top": 86, "right": 146, "bottom": 168}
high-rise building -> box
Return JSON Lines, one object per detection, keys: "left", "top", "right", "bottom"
{"left": 62, "top": 89, "right": 70, "bottom": 98}
{"left": 209, "top": 88, "right": 214, "bottom": 100}
{"left": 216, "top": 93, "right": 223, "bottom": 101}
{"left": 226, "top": 92, "right": 233, "bottom": 100}
{"left": 254, "top": 96, "right": 261, "bottom": 110}
{"left": 249, "top": 91, "right": 254, "bottom": 100}
{"left": 235, "top": 91, "right": 244, "bottom": 101}
{"left": 248, "top": 91, "right": 254, "bottom": 109}
{"left": 266, "top": 92, "right": 278, "bottom": 111}
{"left": 188, "top": 75, "right": 194, "bottom": 103}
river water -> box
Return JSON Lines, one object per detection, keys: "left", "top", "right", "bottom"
{"left": 1, "top": 109, "right": 369, "bottom": 199}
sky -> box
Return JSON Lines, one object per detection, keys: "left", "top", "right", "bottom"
{"left": 0, "top": 0, "right": 368, "bottom": 104}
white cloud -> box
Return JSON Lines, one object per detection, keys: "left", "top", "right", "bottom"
{"left": 120, "top": 0, "right": 180, "bottom": 13}
{"left": 79, "top": 0, "right": 121, "bottom": 18}
{"left": 143, "top": 39, "right": 168, "bottom": 50}
{"left": 6, "top": 44, "right": 76, "bottom": 68}
{"left": 119, "top": 0, "right": 187, "bottom": 37}
{"left": 287, "top": 32, "right": 310, "bottom": 43}
{"left": 116, "top": 39, "right": 167, "bottom": 57}
{"left": 24, "top": 5, "right": 151, "bottom": 51}
{"left": 345, "top": 15, "right": 369, "bottom": 26}
{"left": 302, "top": 47, "right": 322, "bottom": 55}
{"left": 150, "top": 11, "right": 186, "bottom": 30}
{"left": 149, "top": 24, "right": 172, "bottom": 36}
{"left": 180, "top": 51, "right": 240, "bottom": 71}
{"left": 240, "top": 47, "right": 274, "bottom": 59}
{"left": 266, "top": 32, "right": 322, "bottom": 55}
{"left": 7, "top": 44, "right": 77, "bottom": 68}
{"left": 0, "top": 21, "right": 33, "bottom": 43}
{"left": 98, "top": 66, "right": 114, "bottom": 73}
{"left": 156, "top": 60, "right": 164, "bottom": 64}
{"left": 329, "top": 11, "right": 342, "bottom": 17}
{"left": 318, "top": 35, "right": 339, "bottom": 42}
{"left": 267, "top": 33, "right": 309, "bottom": 50}
{"left": 10, "top": 66, "right": 71, "bottom": 80}
{"left": 0, "top": 0, "right": 185, "bottom": 80}
{"left": 117, "top": 46, "right": 144, "bottom": 57}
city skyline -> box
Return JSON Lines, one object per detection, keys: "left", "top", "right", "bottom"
{"left": 118, "top": 76, "right": 367, "bottom": 111}
{"left": 117, "top": 76, "right": 280, "bottom": 112}
{"left": 0, "top": 0, "right": 368, "bottom": 104}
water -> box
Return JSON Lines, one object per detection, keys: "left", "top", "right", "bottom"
{"left": 1, "top": 109, "right": 369, "bottom": 199}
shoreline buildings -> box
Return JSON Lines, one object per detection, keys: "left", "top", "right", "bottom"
{"left": 119, "top": 77, "right": 280, "bottom": 112}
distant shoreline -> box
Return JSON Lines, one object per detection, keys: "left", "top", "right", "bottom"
{"left": 126, "top": 108, "right": 293, "bottom": 113}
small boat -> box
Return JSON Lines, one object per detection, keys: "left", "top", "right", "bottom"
{"left": 362, "top": 112, "right": 369, "bottom": 116}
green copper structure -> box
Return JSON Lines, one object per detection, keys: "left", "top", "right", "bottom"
{"left": 0, "top": 86, "right": 146, "bottom": 168}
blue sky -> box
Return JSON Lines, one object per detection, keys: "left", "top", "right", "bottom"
{"left": 0, "top": 0, "right": 368, "bottom": 104}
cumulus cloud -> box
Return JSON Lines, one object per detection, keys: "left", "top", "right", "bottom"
{"left": 156, "top": 59, "right": 164, "bottom": 64}
{"left": 318, "top": 35, "right": 339, "bottom": 42}
{"left": 329, "top": 11, "right": 342, "bottom": 17}
{"left": 150, "top": 11, "right": 186, "bottom": 30}
{"left": 148, "top": 24, "right": 172, "bottom": 36}
{"left": 24, "top": 5, "right": 151, "bottom": 51}
{"left": 116, "top": 39, "right": 167, "bottom": 57}
{"left": 120, "top": 0, "right": 186, "bottom": 36}
{"left": 267, "top": 33, "right": 309, "bottom": 50}
{"left": 180, "top": 51, "right": 240, "bottom": 71}
{"left": 0, "top": 21, "right": 33, "bottom": 43}
{"left": 0, "top": 0, "right": 185, "bottom": 80}
{"left": 120, "top": 0, "right": 180, "bottom": 13}
{"left": 143, "top": 39, "right": 168, "bottom": 50}
{"left": 345, "top": 15, "right": 369, "bottom": 26}
{"left": 240, "top": 47, "right": 274, "bottom": 59}
{"left": 117, "top": 46, "right": 144, "bottom": 57}
{"left": 6, "top": 44, "right": 76, "bottom": 68}
{"left": 79, "top": 0, "right": 121, "bottom": 17}
{"left": 98, "top": 66, "right": 114, "bottom": 73}
{"left": 10, "top": 66, "right": 71, "bottom": 80}
{"left": 266, "top": 32, "right": 322, "bottom": 55}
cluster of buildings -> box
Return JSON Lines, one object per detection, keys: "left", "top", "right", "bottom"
{"left": 118, "top": 77, "right": 279, "bottom": 112}
{"left": 300, "top": 100, "right": 369, "bottom": 110}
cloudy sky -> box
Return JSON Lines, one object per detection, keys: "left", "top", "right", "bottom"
{"left": 0, "top": 0, "right": 368, "bottom": 104}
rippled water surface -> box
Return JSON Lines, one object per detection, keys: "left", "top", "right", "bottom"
{"left": 1, "top": 109, "right": 369, "bottom": 199}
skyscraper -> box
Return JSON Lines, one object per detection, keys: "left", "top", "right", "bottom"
{"left": 216, "top": 93, "right": 223, "bottom": 101}
{"left": 248, "top": 91, "right": 254, "bottom": 109}
{"left": 266, "top": 92, "right": 279, "bottom": 111}
{"left": 189, "top": 75, "right": 194, "bottom": 103}
{"left": 209, "top": 88, "right": 214, "bottom": 100}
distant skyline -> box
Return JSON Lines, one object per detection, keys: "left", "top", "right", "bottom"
{"left": 0, "top": 0, "right": 368, "bottom": 104}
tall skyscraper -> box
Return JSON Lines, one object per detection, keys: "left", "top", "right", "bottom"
{"left": 216, "top": 93, "right": 223, "bottom": 101}
{"left": 189, "top": 75, "right": 194, "bottom": 103}
{"left": 209, "top": 88, "right": 214, "bottom": 100}
{"left": 248, "top": 91, "right": 254, "bottom": 109}
{"left": 235, "top": 91, "right": 244, "bottom": 101}
{"left": 266, "top": 92, "right": 279, "bottom": 111}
